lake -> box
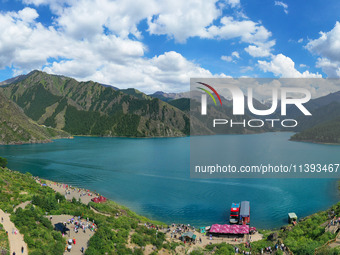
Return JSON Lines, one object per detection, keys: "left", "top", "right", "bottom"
{"left": 0, "top": 132, "right": 339, "bottom": 229}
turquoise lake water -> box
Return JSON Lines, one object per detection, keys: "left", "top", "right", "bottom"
{"left": 0, "top": 132, "right": 339, "bottom": 229}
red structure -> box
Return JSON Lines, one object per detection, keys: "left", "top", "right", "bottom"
{"left": 91, "top": 196, "right": 107, "bottom": 203}
{"left": 209, "top": 224, "right": 249, "bottom": 234}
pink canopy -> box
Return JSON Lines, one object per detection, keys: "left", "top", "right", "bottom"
{"left": 210, "top": 224, "right": 249, "bottom": 234}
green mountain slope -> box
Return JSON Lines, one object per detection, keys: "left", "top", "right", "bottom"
{"left": 294, "top": 102, "right": 340, "bottom": 132}
{"left": 1, "top": 70, "right": 189, "bottom": 137}
{"left": 0, "top": 90, "right": 69, "bottom": 144}
{"left": 291, "top": 117, "right": 340, "bottom": 144}
{"left": 290, "top": 101, "right": 340, "bottom": 143}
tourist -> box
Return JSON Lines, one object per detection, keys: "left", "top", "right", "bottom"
{"left": 1, "top": 217, "right": 3, "bottom": 222}
{"left": 12, "top": 252, "right": 15, "bottom": 255}
{"left": 81, "top": 247, "right": 84, "bottom": 253}
{"left": 21, "top": 246, "right": 24, "bottom": 254}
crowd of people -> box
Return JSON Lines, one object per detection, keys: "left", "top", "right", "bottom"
{"left": 61, "top": 216, "right": 97, "bottom": 236}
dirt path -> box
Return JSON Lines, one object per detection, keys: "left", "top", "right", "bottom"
{"left": 90, "top": 206, "right": 111, "bottom": 217}
{"left": 14, "top": 201, "right": 31, "bottom": 212}
{"left": 0, "top": 209, "right": 28, "bottom": 255}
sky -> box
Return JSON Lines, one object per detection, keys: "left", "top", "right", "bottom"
{"left": 0, "top": 0, "right": 340, "bottom": 95}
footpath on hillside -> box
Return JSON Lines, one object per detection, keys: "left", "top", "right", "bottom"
{"left": 0, "top": 209, "right": 28, "bottom": 255}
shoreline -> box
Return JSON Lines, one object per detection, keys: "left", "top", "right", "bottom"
{"left": 0, "top": 135, "right": 73, "bottom": 146}
{"left": 35, "top": 175, "right": 265, "bottom": 252}
{"left": 4, "top": 131, "right": 338, "bottom": 146}
{"left": 290, "top": 138, "right": 340, "bottom": 145}
{"left": 3, "top": 167, "right": 340, "bottom": 254}
{"left": 36, "top": 174, "right": 339, "bottom": 232}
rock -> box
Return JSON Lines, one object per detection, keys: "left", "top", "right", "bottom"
{"left": 267, "top": 232, "right": 278, "bottom": 241}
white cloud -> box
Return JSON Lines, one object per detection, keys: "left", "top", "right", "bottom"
{"left": 204, "top": 17, "right": 271, "bottom": 44}
{"left": 245, "top": 40, "right": 275, "bottom": 57}
{"left": 225, "top": 0, "right": 240, "bottom": 8}
{"left": 56, "top": 0, "right": 162, "bottom": 40}
{"left": 245, "top": 45, "right": 270, "bottom": 57}
{"left": 232, "top": 51, "right": 240, "bottom": 59}
{"left": 274, "top": 1, "right": 288, "bottom": 14}
{"left": 315, "top": 58, "right": 340, "bottom": 78}
{"left": 13, "top": 7, "right": 39, "bottom": 23}
{"left": 52, "top": 0, "right": 259, "bottom": 43}
{"left": 0, "top": 9, "right": 145, "bottom": 70}
{"left": 258, "top": 54, "right": 322, "bottom": 78}
{"left": 0, "top": 0, "right": 278, "bottom": 93}
{"left": 22, "top": 0, "right": 74, "bottom": 14}
{"left": 306, "top": 22, "right": 340, "bottom": 77}
{"left": 298, "top": 38, "right": 303, "bottom": 43}
{"left": 147, "top": 0, "right": 221, "bottom": 43}
{"left": 240, "top": 66, "right": 254, "bottom": 73}
{"left": 306, "top": 22, "right": 340, "bottom": 62}
{"left": 44, "top": 51, "right": 221, "bottom": 93}
{"left": 221, "top": 56, "right": 233, "bottom": 62}
{"left": 0, "top": 5, "right": 228, "bottom": 93}
{"left": 221, "top": 51, "right": 240, "bottom": 62}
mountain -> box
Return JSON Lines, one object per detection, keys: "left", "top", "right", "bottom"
{"left": 291, "top": 117, "right": 340, "bottom": 144}
{"left": 290, "top": 94, "right": 340, "bottom": 143}
{"left": 121, "top": 88, "right": 153, "bottom": 100}
{"left": 0, "top": 73, "right": 30, "bottom": 86}
{"left": 294, "top": 102, "right": 340, "bottom": 131}
{"left": 149, "top": 91, "right": 189, "bottom": 102}
{"left": 276, "top": 90, "right": 340, "bottom": 121}
{"left": 1, "top": 70, "right": 190, "bottom": 137}
{"left": 0, "top": 90, "right": 69, "bottom": 145}
{"left": 168, "top": 98, "right": 190, "bottom": 112}
{"left": 151, "top": 90, "right": 269, "bottom": 114}
{"left": 0, "top": 71, "right": 273, "bottom": 138}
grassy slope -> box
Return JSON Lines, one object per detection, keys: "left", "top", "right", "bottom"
{"left": 0, "top": 223, "right": 9, "bottom": 255}
{"left": 0, "top": 167, "right": 177, "bottom": 254}
{"left": 0, "top": 90, "right": 69, "bottom": 145}
{"left": 291, "top": 117, "right": 340, "bottom": 144}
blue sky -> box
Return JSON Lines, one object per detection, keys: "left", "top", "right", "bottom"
{"left": 0, "top": 0, "right": 339, "bottom": 94}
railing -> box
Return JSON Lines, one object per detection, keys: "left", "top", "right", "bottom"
{"left": 314, "top": 229, "right": 340, "bottom": 254}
